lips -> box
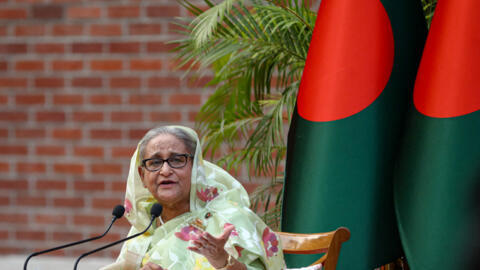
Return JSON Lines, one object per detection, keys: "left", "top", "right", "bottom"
{"left": 159, "top": 180, "right": 177, "bottom": 186}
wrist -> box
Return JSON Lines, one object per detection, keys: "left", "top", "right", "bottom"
{"left": 215, "top": 253, "right": 234, "bottom": 270}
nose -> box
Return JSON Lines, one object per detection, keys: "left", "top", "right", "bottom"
{"left": 158, "top": 161, "right": 172, "bottom": 175}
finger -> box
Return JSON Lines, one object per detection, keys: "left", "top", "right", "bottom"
{"left": 145, "top": 262, "right": 163, "bottom": 270}
{"left": 219, "top": 224, "right": 235, "bottom": 240}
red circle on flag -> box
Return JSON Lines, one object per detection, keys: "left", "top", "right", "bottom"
{"left": 297, "top": 0, "right": 394, "bottom": 122}
{"left": 414, "top": 0, "right": 480, "bottom": 118}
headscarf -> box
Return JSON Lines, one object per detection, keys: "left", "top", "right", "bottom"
{"left": 106, "top": 126, "right": 286, "bottom": 270}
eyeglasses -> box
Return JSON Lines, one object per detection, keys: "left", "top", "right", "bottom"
{"left": 141, "top": 154, "right": 193, "bottom": 172}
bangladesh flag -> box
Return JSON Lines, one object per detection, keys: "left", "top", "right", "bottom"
{"left": 394, "top": 0, "right": 480, "bottom": 269}
{"left": 281, "top": 0, "right": 426, "bottom": 269}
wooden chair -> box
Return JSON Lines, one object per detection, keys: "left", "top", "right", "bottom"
{"left": 277, "top": 227, "right": 351, "bottom": 270}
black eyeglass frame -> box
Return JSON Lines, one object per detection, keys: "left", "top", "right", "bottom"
{"left": 141, "top": 154, "right": 194, "bottom": 172}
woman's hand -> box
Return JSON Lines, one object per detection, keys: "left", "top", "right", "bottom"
{"left": 188, "top": 224, "right": 235, "bottom": 269}
{"left": 139, "top": 262, "right": 165, "bottom": 270}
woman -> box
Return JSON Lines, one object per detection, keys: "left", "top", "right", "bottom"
{"left": 102, "top": 126, "right": 286, "bottom": 270}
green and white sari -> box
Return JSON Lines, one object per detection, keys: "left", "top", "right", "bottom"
{"left": 102, "top": 126, "right": 286, "bottom": 270}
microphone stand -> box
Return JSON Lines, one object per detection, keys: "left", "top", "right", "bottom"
{"left": 73, "top": 203, "right": 162, "bottom": 270}
{"left": 23, "top": 215, "right": 118, "bottom": 270}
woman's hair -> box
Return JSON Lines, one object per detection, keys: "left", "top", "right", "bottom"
{"left": 138, "top": 126, "right": 197, "bottom": 160}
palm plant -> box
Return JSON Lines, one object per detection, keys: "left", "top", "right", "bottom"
{"left": 173, "top": 0, "right": 437, "bottom": 228}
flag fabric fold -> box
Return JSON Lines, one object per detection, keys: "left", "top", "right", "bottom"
{"left": 281, "top": 0, "right": 427, "bottom": 269}
{"left": 394, "top": 0, "right": 480, "bottom": 269}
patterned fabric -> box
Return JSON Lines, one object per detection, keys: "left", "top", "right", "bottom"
{"left": 101, "top": 126, "right": 286, "bottom": 270}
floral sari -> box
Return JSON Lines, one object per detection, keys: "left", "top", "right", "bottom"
{"left": 101, "top": 126, "right": 286, "bottom": 270}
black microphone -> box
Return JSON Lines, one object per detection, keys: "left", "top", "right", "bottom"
{"left": 73, "top": 203, "right": 163, "bottom": 270}
{"left": 23, "top": 205, "right": 125, "bottom": 270}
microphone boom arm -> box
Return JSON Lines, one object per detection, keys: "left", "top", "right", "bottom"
{"left": 23, "top": 215, "right": 118, "bottom": 270}
{"left": 73, "top": 215, "right": 156, "bottom": 270}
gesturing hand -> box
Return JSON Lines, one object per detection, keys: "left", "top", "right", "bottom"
{"left": 187, "top": 224, "right": 235, "bottom": 269}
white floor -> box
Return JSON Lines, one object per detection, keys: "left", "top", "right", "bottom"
{"left": 2, "top": 255, "right": 115, "bottom": 270}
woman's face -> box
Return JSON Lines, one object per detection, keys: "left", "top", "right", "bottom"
{"left": 138, "top": 133, "right": 192, "bottom": 209}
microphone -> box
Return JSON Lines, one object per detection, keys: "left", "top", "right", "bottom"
{"left": 73, "top": 203, "right": 163, "bottom": 270}
{"left": 23, "top": 205, "right": 125, "bottom": 270}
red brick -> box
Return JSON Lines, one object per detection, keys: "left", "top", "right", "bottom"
{"left": 67, "top": 7, "right": 101, "bottom": 19}
{"left": 91, "top": 163, "right": 122, "bottom": 175}
{"left": 35, "top": 77, "right": 64, "bottom": 88}
{"left": 0, "top": 247, "right": 21, "bottom": 254}
{"left": 148, "top": 76, "right": 180, "bottom": 88}
{"left": 0, "top": 77, "right": 28, "bottom": 87}
{"left": 54, "top": 163, "right": 85, "bottom": 174}
{"left": 16, "top": 230, "right": 46, "bottom": 241}
{"left": 36, "top": 179, "right": 66, "bottom": 190}
{"left": 36, "top": 111, "right": 65, "bottom": 122}
{"left": 0, "top": 179, "right": 28, "bottom": 190}
{"left": 15, "top": 60, "right": 44, "bottom": 71}
{"left": 129, "top": 23, "right": 162, "bottom": 35}
{"left": 129, "top": 94, "right": 162, "bottom": 105}
{"left": 52, "top": 60, "right": 83, "bottom": 71}
{"left": 73, "top": 215, "right": 105, "bottom": 226}
{"left": 111, "top": 111, "right": 142, "bottom": 122}
{"left": 0, "top": 162, "right": 9, "bottom": 172}
{"left": 130, "top": 59, "right": 162, "bottom": 70}
{"left": 90, "top": 24, "right": 122, "bottom": 36}
{"left": 72, "top": 42, "right": 102, "bottom": 53}
{"left": 17, "top": 195, "right": 46, "bottom": 206}
{"left": 90, "top": 129, "right": 122, "bottom": 139}
{"left": 108, "top": 6, "right": 139, "bottom": 18}
{"left": 32, "top": 5, "right": 63, "bottom": 20}
{"left": 146, "top": 5, "right": 180, "bottom": 17}
{"left": 91, "top": 60, "right": 122, "bottom": 71}
{"left": 16, "top": 128, "right": 45, "bottom": 138}
{"left": 0, "top": 43, "right": 27, "bottom": 54}
{"left": 52, "top": 128, "right": 82, "bottom": 139}
{"left": 93, "top": 232, "right": 122, "bottom": 243}
{"left": 53, "top": 197, "right": 84, "bottom": 207}
{"left": 128, "top": 129, "right": 148, "bottom": 140}
{"left": 92, "top": 197, "right": 122, "bottom": 209}
{"left": 73, "top": 111, "right": 103, "bottom": 122}
{"left": 109, "top": 42, "right": 140, "bottom": 53}
{"left": 188, "top": 111, "right": 198, "bottom": 122}
{"left": 169, "top": 94, "right": 202, "bottom": 105}
{"left": 53, "top": 94, "right": 83, "bottom": 105}
{"left": 146, "top": 41, "right": 176, "bottom": 53}
{"left": 0, "top": 8, "right": 27, "bottom": 19}
{"left": 0, "top": 196, "right": 9, "bottom": 205}
{"left": 15, "top": 94, "right": 45, "bottom": 105}
{"left": 0, "top": 26, "right": 6, "bottom": 36}
{"left": 0, "top": 111, "right": 28, "bottom": 122}
{"left": 111, "top": 181, "right": 126, "bottom": 192}
{"left": 0, "top": 128, "right": 7, "bottom": 137}
{"left": 111, "top": 146, "right": 135, "bottom": 158}
{"left": 52, "top": 24, "right": 83, "bottom": 36}
{"left": 73, "top": 146, "right": 103, "bottom": 157}
{"left": 36, "top": 145, "right": 65, "bottom": 156}
{"left": 150, "top": 111, "right": 182, "bottom": 122}
{"left": 35, "top": 43, "right": 65, "bottom": 53}
{"left": 0, "top": 145, "right": 28, "bottom": 155}
{"left": 52, "top": 231, "right": 83, "bottom": 241}
{"left": 89, "top": 94, "right": 121, "bottom": 105}
{"left": 35, "top": 214, "right": 67, "bottom": 225}
{"left": 73, "top": 180, "right": 105, "bottom": 191}
{"left": 0, "top": 61, "right": 7, "bottom": 71}
{"left": 0, "top": 95, "right": 7, "bottom": 104}
{"left": 17, "top": 162, "right": 46, "bottom": 173}
{"left": 72, "top": 77, "right": 102, "bottom": 88}
{"left": 110, "top": 77, "right": 140, "bottom": 88}
{"left": 15, "top": 25, "right": 45, "bottom": 36}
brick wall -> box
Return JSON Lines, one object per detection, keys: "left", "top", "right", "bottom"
{"left": 0, "top": 0, "right": 222, "bottom": 258}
